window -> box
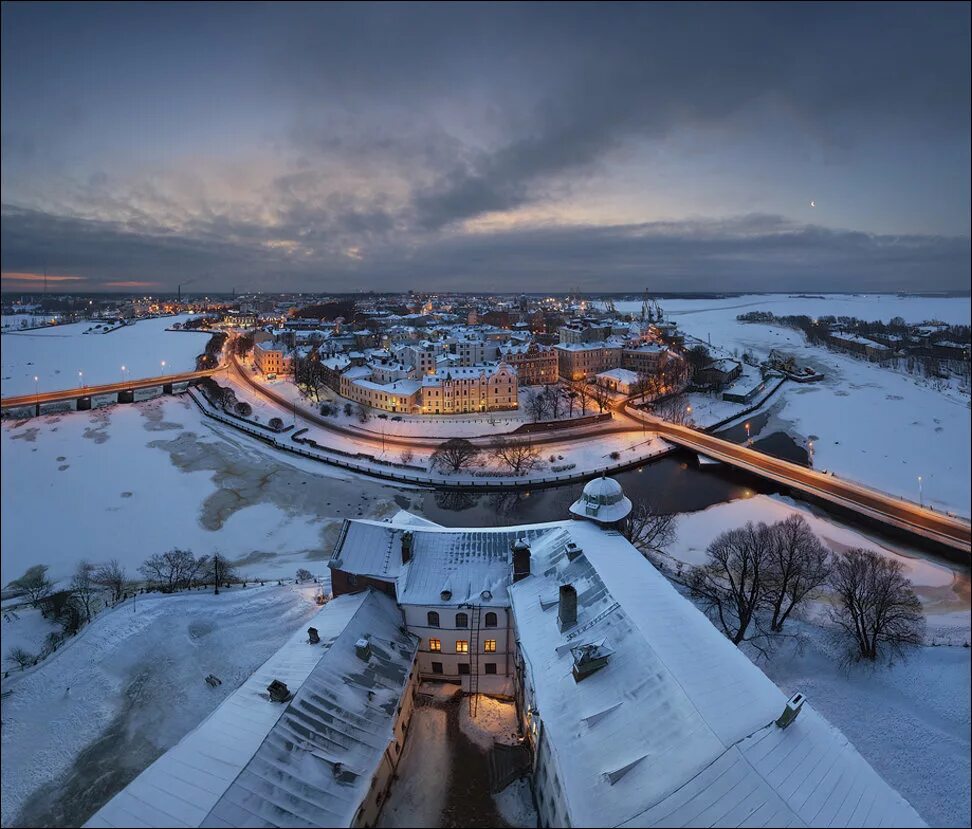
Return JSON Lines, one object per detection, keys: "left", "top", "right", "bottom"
{"left": 483, "top": 639, "right": 497, "bottom": 653}
{"left": 456, "top": 640, "right": 469, "bottom": 653}
{"left": 431, "top": 661, "right": 443, "bottom": 674}
{"left": 484, "top": 612, "right": 498, "bottom": 628}
{"left": 455, "top": 612, "right": 469, "bottom": 628}
{"left": 429, "top": 638, "right": 441, "bottom": 652}
{"left": 485, "top": 663, "right": 497, "bottom": 675}
{"left": 458, "top": 663, "right": 470, "bottom": 675}
{"left": 427, "top": 611, "right": 440, "bottom": 627}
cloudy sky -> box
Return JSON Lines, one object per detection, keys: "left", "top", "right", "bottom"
{"left": 2, "top": 2, "right": 969, "bottom": 294}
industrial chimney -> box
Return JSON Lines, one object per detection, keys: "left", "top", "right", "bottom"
{"left": 512, "top": 538, "right": 532, "bottom": 582}
{"left": 558, "top": 584, "right": 578, "bottom": 631}
{"left": 401, "top": 530, "right": 414, "bottom": 565}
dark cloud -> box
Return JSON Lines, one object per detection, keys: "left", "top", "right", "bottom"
{"left": 3, "top": 204, "right": 967, "bottom": 294}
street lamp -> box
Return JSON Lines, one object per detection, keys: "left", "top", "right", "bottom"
{"left": 744, "top": 421, "right": 751, "bottom": 444}
{"left": 160, "top": 360, "right": 166, "bottom": 376}
{"left": 78, "top": 370, "right": 84, "bottom": 389}
{"left": 918, "top": 475, "right": 923, "bottom": 508}
{"left": 807, "top": 439, "right": 814, "bottom": 468}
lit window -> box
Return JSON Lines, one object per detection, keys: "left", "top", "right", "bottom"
{"left": 456, "top": 640, "right": 469, "bottom": 654}
{"left": 484, "top": 639, "right": 497, "bottom": 653}
{"left": 429, "top": 638, "right": 441, "bottom": 652}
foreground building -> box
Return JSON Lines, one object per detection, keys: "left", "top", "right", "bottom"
{"left": 86, "top": 478, "right": 925, "bottom": 829}
{"left": 85, "top": 591, "right": 418, "bottom": 829}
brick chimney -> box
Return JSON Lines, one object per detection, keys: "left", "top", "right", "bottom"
{"left": 512, "top": 538, "right": 531, "bottom": 582}
{"left": 401, "top": 530, "right": 414, "bottom": 565}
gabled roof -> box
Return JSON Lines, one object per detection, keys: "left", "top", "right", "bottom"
{"left": 509, "top": 521, "right": 925, "bottom": 829}
{"left": 85, "top": 590, "right": 416, "bottom": 829}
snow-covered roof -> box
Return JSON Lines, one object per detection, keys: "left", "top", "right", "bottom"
{"left": 509, "top": 521, "right": 925, "bottom": 829}
{"left": 84, "top": 590, "right": 417, "bottom": 829}
{"left": 595, "top": 368, "right": 640, "bottom": 384}
{"left": 569, "top": 475, "right": 633, "bottom": 523}
{"left": 329, "top": 519, "right": 548, "bottom": 607}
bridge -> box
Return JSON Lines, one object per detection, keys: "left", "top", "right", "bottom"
{"left": 627, "top": 406, "right": 971, "bottom": 556}
{"left": 0, "top": 368, "right": 219, "bottom": 415}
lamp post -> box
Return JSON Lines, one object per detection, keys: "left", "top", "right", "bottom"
{"left": 807, "top": 439, "right": 814, "bottom": 468}
{"left": 918, "top": 475, "right": 923, "bottom": 508}
{"left": 160, "top": 359, "right": 166, "bottom": 377}
{"left": 78, "top": 370, "right": 84, "bottom": 389}
{"left": 744, "top": 421, "right": 751, "bottom": 445}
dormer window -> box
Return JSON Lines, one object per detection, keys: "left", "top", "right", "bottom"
{"left": 455, "top": 612, "right": 469, "bottom": 628}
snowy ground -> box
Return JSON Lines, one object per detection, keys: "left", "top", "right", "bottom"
{"left": 0, "top": 584, "right": 322, "bottom": 828}
{"left": 613, "top": 294, "right": 972, "bottom": 515}
{"left": 662, "top": 493, "right": 970, "bottom": 827}
{"left": 216, "top": 368, "right": 672, "bottom": 480}
{"left": 1, "top": 315, "right": 211, "bottom": 396}
{"left": 0, "top": 395, "right": 408, "bottom": 587}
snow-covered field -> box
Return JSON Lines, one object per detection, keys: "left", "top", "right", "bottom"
{"left": 613, "top": 294, "right": 972, "bottom": 515}
{"left": 0, "top": 584, "right": 322, "bottom": 827}
{"left": 1, "top": 315, "right": 211, "bottom": 396}
{"left": 664, "top": 493, "right": 970, "bottom": 827}
{"left": 0, "top": 395, "right": 407, "bottom": 587}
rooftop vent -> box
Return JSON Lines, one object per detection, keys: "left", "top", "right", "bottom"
{"left": 440, "top": 589, "right": 452, "bottom": 601}
{"left": 332, "top": 762, "right": 343, "bottom": 778}
{"left": 481, "top": 589, "right": 493, "bottom": 601}
{"left": 307, "top": 627, "right": 320, "bottom": 645}
{"left": 565, "top": 541, "right": 583, "bottom": 561}
{"left": 267, "top": 679, "right": 291, "bottom": 703}
{"left": 570, "top": 640, "right": 614, "bottom": 683}
{"left": 775, "top": 692, "right": 805, "bottom": 729}
{"left": 355, "top": 638, "right": 372, "bottom": 661}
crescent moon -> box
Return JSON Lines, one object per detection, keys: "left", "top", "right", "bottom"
{"left": 810, "top": 200, "right": 816, "bottom": 208}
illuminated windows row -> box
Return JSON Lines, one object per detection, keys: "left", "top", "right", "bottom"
{"left": 428, "top": 638, "right": 496, "bottom": 653}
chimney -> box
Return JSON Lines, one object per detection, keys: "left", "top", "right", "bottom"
{"left": 401, "top": 531, "right": 413, "bottom": 565}
{"left": 558, "top": 584, "right": 578, "bottom": 631}
{"left": 565, "top": 541, "right": 583, "bottom": 561}
{"left": 355, "top": 637, "right": 372, "bottom": 661}
{"left": 267, "top": 679, "right": 291, "bottom": 703}
{"left": 512, "top": 538, "right": 531, "bottom": 582}
{"left": 775, "top": 692, "right": 805, "bottom": 729}
{"left": 307, "top": 627, "right": 320, "bottom": 644}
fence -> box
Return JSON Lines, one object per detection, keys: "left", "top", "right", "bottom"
{"left": 186, "top": 388, "right": 677, "bottom": 491}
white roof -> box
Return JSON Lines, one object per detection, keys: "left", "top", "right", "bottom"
{"left": 569, "top": 475, "right": 633, "bottom": 523}
{"left": 509, "top": 521, "right": 925, "bottom": 829}
{"left": 595, "top": 368, "right": 640, "bottom": 383}
{"left": 85, "top": 590, "right": 416, "bottom": 829}
{"left": 329, "top": 519, "right": 547, "bottom": 607}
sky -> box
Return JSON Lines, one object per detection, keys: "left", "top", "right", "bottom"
{"left": 1, "top": 2, "right": 969, "bottom": 294}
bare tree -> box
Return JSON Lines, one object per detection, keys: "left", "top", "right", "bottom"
{"left": 204, "top": 553, "right": 239, "bottom": 594}
{"left": 525, "top": 389, "right": 550, "bottom": 422}
{"left": 590, "top": 382, "right": 612, "bottom": 413}
{"left": 70, "top": 560, "right": 98, "bottom": 623}
{"left": 828, "top": 548, "right": 925, "bottom": 663}
{"left": 93, "top": 559, "right": 127, "bottom": 603}
{"left": 400, "top": 447, "right": 415, "bottom": 465}
{"left": 139, "top": 549, "right": 205, "bottom": 592}
{"left": 355, "top": 402, "right": 370, "bottom": 423}
{"left": 491, "top": 437, "right": 543, "bottom": 476}
{"left": 763, "top": 515, "right": 831, "bottom": 631}
{"left": 547, "top": 387, "right": 566, "bottom": 420}
{"left": 569, "top": 381, "right": 591, "bottom": 414}
{"left": 8, "top": 565, "right": 53, "bottom": 608}
{"left": 5, "top": 647, "right": 34, "bottom": 671}
{"left": 652, "top": 395, "right": 692, "bottom": 425}
{"left": 430, "top": 438, "right": 480, "bottom": 473}
{"left": 689, "top": 522, "right": 773, "bottom": 647}
{"left": 622, "top": 499, "right": 678, "bottom": 555}
{"left": 296, "top": 568, "right": 314, "bottom": 583}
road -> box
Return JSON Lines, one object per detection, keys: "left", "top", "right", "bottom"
{"left": 629, "top": 407, "right": 971, "bottom": 553}
{"left": 0, "top": 367, "right": 220, "bottom": 409}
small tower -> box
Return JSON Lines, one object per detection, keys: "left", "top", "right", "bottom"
{"left": 569, "top": 475, "right": 632, "bottom": 531}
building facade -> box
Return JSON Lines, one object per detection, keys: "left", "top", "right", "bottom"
{"left": 253, "top": 341, "right": 293, "bottom": 376}
{"left": 500, "top": 342, "right": 559, "bottom": 386}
